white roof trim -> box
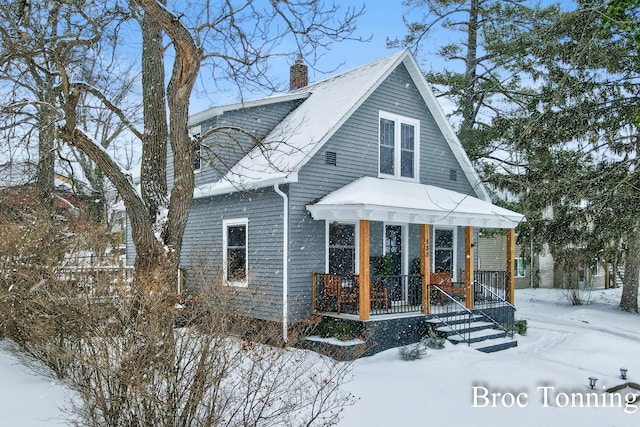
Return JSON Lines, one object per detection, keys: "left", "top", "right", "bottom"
{"left": 193, "top": 172, "right": 298, "bottom": 199}
{"left": 306, "top": 177, "right": 524, "bottom": 229}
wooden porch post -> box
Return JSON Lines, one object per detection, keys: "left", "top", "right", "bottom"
{"left": 464, "top": 226, "right": 474, "bottom": 309}
{"left": 359, "top": 220, "right": 371, "bottom": 321}
{"left": 420, "top": 224, "right": 430, "bottom": 314}
{"left": 506, "top": 228, "right": 516, "bottom": 305}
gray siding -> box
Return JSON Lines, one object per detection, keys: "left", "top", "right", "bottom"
{"left": 287, "top": 64, "right": 479, "bottom": 316}
{"left": 125, "top": 215, "right": 135, "bottom": 267}
{"left": 168, "top": 100, "right": 301, "bottom": 188}
{"left": 180, "top": 187, "right": 285, "bottom": 321}
{"left": 128, "top": 63, "right": 489, "bottom": 322}
{"left": 128, "top": 100, "right": 297, "bottom": 285}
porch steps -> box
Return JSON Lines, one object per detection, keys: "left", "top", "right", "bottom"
{"left": 435, "top": 321, "right": 495, "bottom": 336}
{"left": 427, "top": 314, "right": 518, "bottom": 353}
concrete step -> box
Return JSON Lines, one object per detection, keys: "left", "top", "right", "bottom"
{"left": 472, "top": 337, "right": 518, "bottom": 353}
{"left": 448, "top": 328, "right": 507, "bottom": 344}
{"left": 426, "top": 314, "right": 485, "bottom": 327}
{"left": 427, "top": 313, "right": 517, "bottom": 352}
{"left": 435, "top": 321, "right": 496, "bottom": 337}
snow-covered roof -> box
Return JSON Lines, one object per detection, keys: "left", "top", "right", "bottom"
{"left": 193, "top": 49, "right": 490, "bottom": 201}
{"left": 306, "top": 177, "right": 524, "bottom": 229}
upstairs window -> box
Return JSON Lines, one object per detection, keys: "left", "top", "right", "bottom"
{"left": 379, "top": 112, "right": 419, "bottom": 180}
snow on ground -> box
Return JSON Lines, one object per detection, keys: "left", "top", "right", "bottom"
{"left": 2, "top": 287, "right": 639, "bottom": 427}
{"left": 0, "top": 342, "right": 68, "bottom": 426}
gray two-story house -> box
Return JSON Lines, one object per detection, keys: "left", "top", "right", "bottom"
{"left": 128, "top": 50, "right": 524, "bottom": 353}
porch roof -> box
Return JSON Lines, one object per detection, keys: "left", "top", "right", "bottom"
{"left": 306, "top": 177, "right": 525, "bottom": 229}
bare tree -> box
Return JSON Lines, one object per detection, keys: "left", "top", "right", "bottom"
{"left": 0, "top": 1, "right": 64, "bottom": 219}
{"left": 45, "top": 0, "right": 364, "bottom": 292}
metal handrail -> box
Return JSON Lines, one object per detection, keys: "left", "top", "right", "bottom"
{"left": 475, "top": 282, "right": 516, "bottom": 338}
{"left": 476, "top": 282, "right": 515, "bottom": 310}
{"left": 430, "top": 285, "right": 474, "bottom": 346}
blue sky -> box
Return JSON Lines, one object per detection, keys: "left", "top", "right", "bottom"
{"left": 189, "top": 1, "right": 409, "bottom": 110}
{"left": 189, "top": 0, "right": 576, "bottom": 112}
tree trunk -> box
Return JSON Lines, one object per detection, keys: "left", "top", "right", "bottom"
{"left": 621, "top": 230, "right": 639, "bottom": 312}
{"left": 36, "top": 73, "right": 57, "bottom": 220}
{"left": 135, "top": 0, "right": 201, "bottom": 292}
{"left": 140, "top": 8, "right": 168, "bottom": 226}
{"left": 461, "top": 0, "right": 479, "bottom": 135}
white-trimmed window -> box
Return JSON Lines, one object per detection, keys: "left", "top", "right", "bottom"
{"left": 433, "top": 228, "right": 456, "bottom": 277}
{"left": 190, "top": 125, "right": 202, "bottom": 172}
{"left": 223, "top": 218, "right": 248, "bottom": 286}
{"left": 515, "top": 257, "right": 526, "bottom": 277}
{"left": 326, "top": 222, "right": 358, "bottom": 277}
{"left": 378, "top": 111, "right": 420, "bottom": 180}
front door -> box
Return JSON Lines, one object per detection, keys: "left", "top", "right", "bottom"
{"left": 385, "top": 224, "right": 405, "bottom": 303}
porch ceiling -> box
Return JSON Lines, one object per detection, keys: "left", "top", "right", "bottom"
{"left": 306, "top": 177, "right": 525, "bottom": 229}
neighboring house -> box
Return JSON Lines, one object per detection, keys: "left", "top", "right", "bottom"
{"left": 126, "top": 50, "right": 525, "bottom": 353}
{"left": 478, "top": 234, "right": 607, "bottom": 290}
{"left": 0, "top": 162, "right": 89, "bottom": 226}
{"left": 476, "top": 233, "right": 533, "bottom": 289}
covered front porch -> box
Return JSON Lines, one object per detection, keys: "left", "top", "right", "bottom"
{"left": 306, "top": 177, "right": 524, "bottom": 321}
{"left": 311, "top": 267, "right": 512, "bottom": 318}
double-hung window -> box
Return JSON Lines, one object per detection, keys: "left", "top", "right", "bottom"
{"left": 379, "top": 111, "right": 419, "bottom": 180}
{"left": 223, "top": 218, "right": 248, "bottom": 286}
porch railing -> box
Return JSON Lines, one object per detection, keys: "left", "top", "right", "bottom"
{"left": 471, "top": 270, "right": 507, "bottom": 304}
{"left": 312, "top": 271, "right": 513, "bottom": 327}
{"left": 371, "top": 274, "right": 423, "bottom": 315}
{"left": 429, "top": 285, "right": 472, "bottom": 345}
{"left": 473, "top": 281, "right": 516, "bottom": 337}
{"left": 312, "top": 272, "right": 424, "bottom": 316}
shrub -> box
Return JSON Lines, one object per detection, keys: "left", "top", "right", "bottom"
{"left": 1, "top": 218, "right": 356, "bottom": 426}
{"left": 424, "top": 330, "right": 446, "bottom": 349}
{"left": 399, "top": 341, "right": 428, "bottom": 361}
{"left": 515, "top": 319, "right": 528, "bottom": 335}
{"left": 314, "top": 318, "right": 359, "bottom": 341}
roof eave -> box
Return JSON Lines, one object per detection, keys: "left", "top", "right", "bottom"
{"left": 193, "top": 171, "right": 299, "bottom": 199}
{"left": 306, "top": 203, "right": 524, "bottom": 229}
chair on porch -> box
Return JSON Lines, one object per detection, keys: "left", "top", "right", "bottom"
{"left": 354, "top": 275, "right": 388, "bottom": 311}
{"left": 430, "top": 272, "right": 466, "bottom": 304}
{"left": 322, "top": 274, "right": 358, "bottom": 314}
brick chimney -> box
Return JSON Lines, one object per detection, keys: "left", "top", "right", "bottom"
{"left": 289, "top": 54, "right": 308, "bottom": 91}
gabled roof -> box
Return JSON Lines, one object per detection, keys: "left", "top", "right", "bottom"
{"left": 193, "top": 49, "right": 490, "bottom": 201}
{"left": 307, "top": 177, "right": 524, "bottom": 229}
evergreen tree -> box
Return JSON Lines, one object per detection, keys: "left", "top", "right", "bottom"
{"left": 391, "top": 0, "right": 558, "bottom": 163}
{"left": 498, "top": 0, "right": 640, "bottom": 311}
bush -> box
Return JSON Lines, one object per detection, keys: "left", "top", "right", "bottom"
{"left": 1, "top": 216, "right": 356, "bottom": 426}
{"left": 515, "top": 319, "right": 528, "bottom": 335}
{"left": 315, "top": 318, "right": 359, "bottom": 341}
{"left": 399, "top": 341, "right": 428, "bottom": 361}
{"left": 424, "top": 330, "right": 446, "bottom": 349}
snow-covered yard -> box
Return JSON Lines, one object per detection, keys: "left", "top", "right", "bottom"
{"left": 2, "top": 287, "right": 639, "bottom": 426}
